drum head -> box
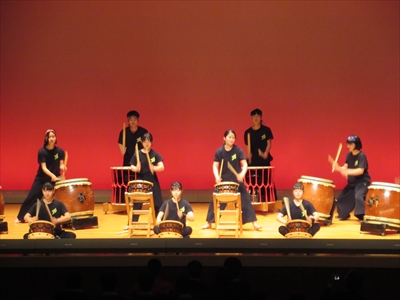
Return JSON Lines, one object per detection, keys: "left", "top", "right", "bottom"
{"left": 299, "top": 175, "right": 334, "bottom": 185}
{"left": 369, "top": 182, "right": 400, "bottom": 192}
{"left": 128, "top": 180, "right": 154, "bottom": 186}
{"left": 214, "top": 181, "right": 239, "bottom": 188}
{"left": 285, "top": 232, "right": 312, "bottom": 238}
{"left": 28, "top": 232, "right": 55, "bottom": 239}
{"left": 55, "top": 178, "right": 91, "bottom": 189}
{"left": 158, "top": 232, "right": 183, "bottom": 238}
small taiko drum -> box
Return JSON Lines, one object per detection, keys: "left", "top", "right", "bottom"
{"left": 298, "top": 176, "right": 335, "bottom": 220}
{"left": 364, "top": 182, "right": 400, "bottom": 228}
{"left": 54, "top": 178, "right": 95, "bottom": 218}
{"left": 158, "top": 220, "right": 183, "bottom": 238}
{"left": 28, "top": 221, "right": 55, "bottom": 239}
{"left": 0, "top": 186, "right": 4, "bottom": 221}
{"left": 128, "top": 180, "right": 153, "bottom": 193}
{"left": 285, "top": 220, "right": 312, "bottom": 238}
{"left": 214, "top": 182, "right": 239, "bottom": 194}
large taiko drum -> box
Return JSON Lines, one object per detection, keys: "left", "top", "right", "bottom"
{"left": 28, "top": 221, "right": 55, "bottom": 239}
{"left": 285, "top": 220, "right": 312, "bottom": 238}
{"left": 54, "top": 178, "right": 95, "bottom": 218}
{"left": 128, "top": 180, "right": 153, "bottom": 193}
{"left": 298, "top": 176, "right": 335, "bottom": 221}
{"left": 364, "top": 182, "right": 400, "bottom": 228}
{"left": 0, "top": 186, "right": 4, "bottom": 221}
{"left": 214, "top": 182, "right": 239, "bottom": 194}
{"left": 158, "top": 220, "right": 183, "bottom": 238}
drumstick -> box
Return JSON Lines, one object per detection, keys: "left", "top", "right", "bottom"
{"left": 145, "top": 151, "right": 153, "bottom": 174}
{"left": 227, "top": 161, "right": 239, "bottom": 177}
{"left": 62, "top": 151, "right": 68, "bottom": 178}
{"left": 175, "top": 199, "right": 180, "bottom": 216}
{"left": 247, "top": 133, "right": 251, "bottom": 164}
{"left": 122, "top": 123, "right": 126, "bottom": 149}
{"left": 219, "top": 159, "right": 224, "bottom": 178}
{"left": 299, "top": 203, "right": 307, "bottom": 218}
{"left": 36, "top": 199, "right": 41, "bottom": 219}
{"left": 43, "top": 201, "right": 53, "bottom": 220}
{"left": 332, "top": 143, "right": 342, "bottom": 172}
{"left": 283, "top": 197, "right": 292, "bottom": 220}
{"left": 163, "top": 202, "right": 169, "bottom": 221}
{"left": 135, "top": 142, "right": 139, "bottom": 164}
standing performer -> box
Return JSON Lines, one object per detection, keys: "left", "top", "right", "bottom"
{"left": 115, "top": 110, "right": 148, "bottom": 204}
{"left": 130, "top": 132, "right": 164, "bottom": 215}
{"left": 244, "top": 108, "right": 276, "bottom": 202}
{"left": 153, "top": 181, "right": 194, "bottom": 238}
{"left": 23, "top": 182, "right": 76, "bottom": 239}
{"left": 276, "top": 182, "right": 320, "bottom": 237}
{"left": 329, "top": 135, "right": 370, "bottom": 220}
{"left": 15, "top": 129, "right": 66, "bottom": 223}
{"left": 118, "top": 110, "right": 148, "bottom": 167}
{"left": 202, "top": 129, "right": 262, "bottom": 230}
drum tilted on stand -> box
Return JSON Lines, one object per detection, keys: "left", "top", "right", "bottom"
{"left": 244, "top": 166, "right": 276, "bottom": 212}
{"left": 54, "top": 178, "right": 98, "bottom": 230}
{"left": 105, "top": 167, "right": 136, "bottom": 213}
{"left": 285, "top": 220, "right": 312, "bottom": 238}
{"left": 158, "top": 220, "right": 183, "bottom": 238}
{"left": 361, "top": 182, "right": 400, "bottom": 236}
{"left": 298, "top": 175, "right": 335, "bottom": 225}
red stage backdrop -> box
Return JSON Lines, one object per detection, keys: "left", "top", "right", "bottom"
{"left": 1, "top": 1, "right": 399, "bottom": 191}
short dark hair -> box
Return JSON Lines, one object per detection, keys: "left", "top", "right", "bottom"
{"left": 127, "top": 110, "right": 140, "bottom": 119}
{"left": 251, "top": 108, "right": 262, "bottom": 116}
{"left": 42, "top": 182, "right": 55, "bottom": 190}
{"left": 292, "top": 182, "right": 304, "bottom": 190}
{"left": 142, "top": 132, "right": 153, "bottom": 142}
{"left": 170, "top": 182, "right": 183, "bottom": 190}
{"left": 347, "top": 135, "right": 363, "bottom": 150}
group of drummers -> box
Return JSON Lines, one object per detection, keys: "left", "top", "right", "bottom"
{"left": 7, "top": 108, "right": 399, "bottom": 239}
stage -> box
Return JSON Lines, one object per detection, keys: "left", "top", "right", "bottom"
{"left": 1, "top": 199, "right": 399, "bottom": 300}
{"left": 1, "top": 199, "right": 399, "bottom": 268}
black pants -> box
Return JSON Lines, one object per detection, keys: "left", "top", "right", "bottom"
{"left": 336, "top": 182, "right": 368, "bottom": 220}
{"left": 206, "top": 182, "right": 257, "bottom": 225}
{"left": 17, "top": 177, "right": 45, "bottom": 222}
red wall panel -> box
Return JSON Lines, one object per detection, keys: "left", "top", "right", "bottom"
{"left": 1, "top": 1, "right": 399, "bottom": 191}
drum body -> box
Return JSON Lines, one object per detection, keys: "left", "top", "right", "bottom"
{"left": 158, "top": 220, "right": 183, "bottom": 238}
{"left": 0, "top": 186, "right": 4, "bottom": 221}
{"left": 364, "top": 182, "right": 400, "bottom": 227}
{"left": 54, "top": 178, "right": 94, "bottom": 218}
{"left": 128, "top": 180, "right": 153, "bottom": 193}
{"left": 285, "top": 220, "right": 312, "bottom": 238}
{"left": 298, "top": 176, "right": 335, "bottom": 219}
{"left": 28, "top": 221, "right": 55, "bottom": 239}
{"left": 214, "top": 182, "right": 239, "bottom": 194}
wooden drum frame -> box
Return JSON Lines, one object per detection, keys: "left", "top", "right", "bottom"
{"left": 158, "top": 220, "right": 183, "bottom": 238}
{"left": 298, "top": 175, "right": 335, "bottom": 224}
{"left": 54, "top": 178, "right": 95, "bottom": 218}
{"left": 285, "top": 220, "right": 312, "bottom": 238}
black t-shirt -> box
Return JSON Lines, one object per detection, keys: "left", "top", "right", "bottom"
{"left": 244, "top": 125, "right": 274, "bottom": 166}
{"left": 118, "top": 126, "right": 148, "bottom": 166}
{"left": 36, "top": 147, "right": 65, "bottom": 181}
{"left": 345, "top": 151, "right": 371, "bottom": 185}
